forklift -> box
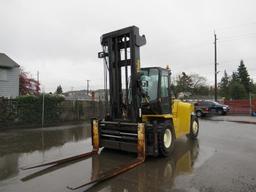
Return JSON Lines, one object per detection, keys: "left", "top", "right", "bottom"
{"left": 22, "top": 26, "right": 199, "bottom": 190}
{"left": 94, "top": 25, "right": 199, "bottom": 156}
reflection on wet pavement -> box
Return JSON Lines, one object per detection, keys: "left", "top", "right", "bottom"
{"left": 0, "top": 124, "right": 91, "bottom": 182}
{"left": 0, "top": 123, "right": 201, "bottom": 192}
{"left": 20, "top": 139, "right": 199, "bottom": 192}
{"left": 1, "top": 120, "right": 256, "bottom": 192}
{"left": 88, "top": 139, "right": 199, "bottom": 192}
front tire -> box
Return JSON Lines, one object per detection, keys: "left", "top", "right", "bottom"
{"left": 217, "top": 109, "right": 224, "bottom": 115}
{"left": 187, "top": 116, "right": 199, "bottom": 139}
{"left": 158, "top": 125, "right": 175, "bottom": 157}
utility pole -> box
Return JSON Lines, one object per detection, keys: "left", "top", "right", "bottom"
{"left": 87, "top": 80, "right": 90, "bottom": 95}
{"left": 214, "top": 32, "right": 218, "bottom": 101}
{"left": 41, "top": 86, "right": 45, "bottom": 155}
{"left": 37, "top": 71, "right": 40, "bottom": 94}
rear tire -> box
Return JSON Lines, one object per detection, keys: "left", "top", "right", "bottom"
{"left": 158, "top": 125, "right": 175, "bottom": 157}
{"left": 187, "top": 116, "right": 199, "bottom": 139}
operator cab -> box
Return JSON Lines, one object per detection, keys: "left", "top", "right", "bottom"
{"left": 140, "top": 67, "right": 171, "bottom": 115}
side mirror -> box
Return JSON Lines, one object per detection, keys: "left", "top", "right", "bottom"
{"left": 98, "top": 51, "right": 108, "bottom": 58}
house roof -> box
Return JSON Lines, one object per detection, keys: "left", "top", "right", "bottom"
{"left": 0, "top": 53, "right": 20, "bottom": 68}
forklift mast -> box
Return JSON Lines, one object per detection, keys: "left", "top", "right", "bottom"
{"left": 98, "top": 26, "right": 146, "bottom": 122}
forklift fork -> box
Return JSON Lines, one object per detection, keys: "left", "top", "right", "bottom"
{"left": 67, "top": 121, "right": 146, "bottom": 190}
{"left": 21, "top": 120, "right": 146, "bottom": 191}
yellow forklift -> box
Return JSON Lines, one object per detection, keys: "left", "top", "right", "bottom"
{"left": 22, "top": 26, "right": 199, "bottom": 190}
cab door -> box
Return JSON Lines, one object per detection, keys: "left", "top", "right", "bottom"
{"left": 160, "top": 70, "right": 171, "bottom": 114}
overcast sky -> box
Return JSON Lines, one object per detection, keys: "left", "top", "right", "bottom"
{"left": 1, "top": 0, "right": 256, "bottom": 92}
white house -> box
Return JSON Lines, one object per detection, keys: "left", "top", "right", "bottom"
{"left": 0, "top": 53, "right": 20, "bottom": 98}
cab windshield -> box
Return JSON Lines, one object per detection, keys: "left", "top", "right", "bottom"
{"left": 140, "top": 68, "right": 159, "bottom": 102}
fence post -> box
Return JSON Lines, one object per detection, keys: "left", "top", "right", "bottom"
{"left": 42, "top": 92, "right": 45, "bottom": 128}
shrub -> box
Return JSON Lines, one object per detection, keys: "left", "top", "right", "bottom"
{"left": 16, "top": 94, "right": 65, "bottom": 124}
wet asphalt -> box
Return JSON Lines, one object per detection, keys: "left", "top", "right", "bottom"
{"left": 0, "top": 119, "right": 256, "bottom": 192}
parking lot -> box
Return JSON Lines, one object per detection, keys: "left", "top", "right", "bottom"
{"left": 0, "top": 118, "right": 256, "bottom": 192}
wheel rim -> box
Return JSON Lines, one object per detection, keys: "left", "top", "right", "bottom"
{"left": 196, "top": 111, "right": 202, "bottom": 117}
{"left": 164, "top": 129, "right": 172, "bottom": 148}
{"left": 192, "top": 121, "right": 198, "bottom": 134}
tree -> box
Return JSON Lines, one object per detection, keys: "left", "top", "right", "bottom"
{"left": 237, "top": 60, "right": 252, "bottom": 94}
{"left": 219, "top": 70, "right": 230, "bottom": 99}
{"left": 193, "top": 85, "right": 210, "bottom": 96}
{"left": 190, "top": 74, "right": 208, "bottom": 96}
{"left": 252, "top": 82, "right": 256, "bottom": 94}
{"left": 231, "top": 71, "right": 240, "bottom": 82}
{"left": 228, "top": 71, "right": 247, "bottom": 99}
{"left": 175, "top": 72, "right": 193, "bottom": 94}
{"left": 19, "top": 69, "right": 30, "bottom": 95}
{"left": 55, "top": 85, "right": 63, "bottom": 94}
{"left": 173, "top": 72, "right": 209, "bottom": 98}
{"left": 19, "top": 69, "right": 40, "bottom": 96}
{"left": 229, "top": 80, "right": 247, "bottom": 99}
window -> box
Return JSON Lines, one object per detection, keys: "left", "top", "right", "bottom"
{"left": 161, "top": 75, "right": 169, "bottom": 97}
{"left": 141, "top": 68, "right": 159, "bottom": 101}
{"left": 0, "top": 68, "right": 7, "bottom": 81}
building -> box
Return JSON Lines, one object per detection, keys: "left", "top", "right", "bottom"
{"left": 63, "top": 90, "right": 92, "bottom": 101}
{"left": 0, "top": 53, "right": 20, "bottom": 98}
{"left": 94, "top": 89, "right": 109, "bottom": 101}
{"left": 63, "top": 89, "right": 110, "bottom": 101}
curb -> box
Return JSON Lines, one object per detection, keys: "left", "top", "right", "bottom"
{"left": 227, "top": 120, "right": 256, "bottom": 125}
{"left": 201, "top": 117, "right": 256, "bottom": 125}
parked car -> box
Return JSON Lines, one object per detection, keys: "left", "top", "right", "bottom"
{"left": 195, "top": 100, "right": 230, "bottom": 117}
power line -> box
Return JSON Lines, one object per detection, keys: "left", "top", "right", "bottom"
{"left": 214, "top": 22, "right": 256, "bottom": 31}
{"left": 220, "top": 32, "right": 256, "bottom": 38}
{"left": 219, "top": 36, "right": 256, "bottom": 43}
{"left": 219, "top": 57, "right": 256, "bottom": 64}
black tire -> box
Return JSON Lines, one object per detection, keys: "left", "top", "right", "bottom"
{"left": 158, "top": 125, "right": 175, "bottom": 157}
{"left": 196, "top": 110, "right": 203, "bottom": 117}
{"left": 217, "top": 109, "right": 224, "bottom": 115}
{"left": 187, "top": 116, "right": 199, "bottom": 140}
